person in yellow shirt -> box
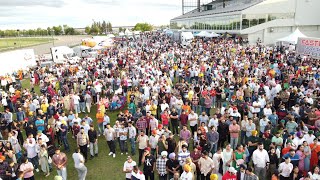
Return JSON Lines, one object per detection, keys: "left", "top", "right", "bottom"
{"left": 96, "top": 109, "right": 104, "bottom": 135}
{"left": 40, "top": 101, "right": 49, "bottom": 114}
{"left": 173, "top": 64, "right": 178, "bottom": 71}
{"left": 188, "top": 88, "right": 194, "bottom": 101}
{"left": 150, "top": 101, "right": 157, "bottom": 117}
{"left": 15, "top": 89, "right": 21, "bottom": 98}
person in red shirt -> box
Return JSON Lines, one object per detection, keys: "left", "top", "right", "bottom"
{"left": 281, "top": 142, "right": 293, "bottom": 155}
{"left": 210, "top": 88, "right": 217, "bottom": 108}
{"left": 222, "top": 167, "right": 237, "bottom": 180}
{"left": 179, "top": 111, "right": 189, "bottom": 128}
{"left": 161, "top": 110, "right": 170, "bottom": 128}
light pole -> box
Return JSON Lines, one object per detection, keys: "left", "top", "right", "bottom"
{"left": 51, "top": 30, "right": 55, "bottom": 46}
{"left": 17, "top": 29, "right": 21, "bottom": 48}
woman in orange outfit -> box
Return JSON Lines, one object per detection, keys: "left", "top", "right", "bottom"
{"left": 309, "top": 138, "right": 320, "bottom": 169}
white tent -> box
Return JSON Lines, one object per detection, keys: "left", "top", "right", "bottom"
{"left": 195, "top": 31, "right": 220, "bottom": 38}
{"left": 277, "top": 28, "right": 307, "bottom": 44}
{"left": 107, "top": 34, "right": 115, "bottom": 38}
{"left": 73, "top": 45, "right": 90, "bottom": 51}
{"left": 208, "top": 32, "right": 220, "bottom": 38}
{"left": 92, "top": 45, "right": 103, "bottom": 50}
{"left": 194, "top": 31, "right": 209, "bottom": 37}
{"left": 125, "top": 29, "right": 133, "bottom": 36}
{"left": 119, "top": 32, "right": 125, "bottom": 36}
{"left": 134, "top": 31, "right": 141, "bottom": 35}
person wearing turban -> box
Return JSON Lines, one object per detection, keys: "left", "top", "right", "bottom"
{"left": 210, "top": 174, "right": 218, "bottom": 180}
{"left": 247, "top": 130, "right": 260, "bottom": 162}
{"left": 180, "top": 164, "right": 193, "bottom": 180}
{"left": 167, "top": 153, "right": 180, "bottom": 179}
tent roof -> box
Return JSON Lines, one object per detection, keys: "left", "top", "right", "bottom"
{"left": 194, "top": 31, "right": 209, "bottom": 37}
{"left": 107, "top": 34, "right": 115, "bottom": 38}
{"left": 277, "top": 28, "right": 307, "bottom": 44}
{"left": 195, "top": 31, "right": 220, "bottom": 38}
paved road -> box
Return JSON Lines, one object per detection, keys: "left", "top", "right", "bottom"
{"left": 22, "top": 35, "right": 90, "bottom": 55}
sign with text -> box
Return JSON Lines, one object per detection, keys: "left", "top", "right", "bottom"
{"left": 296, "top": 37, "right": 320, "bottom": 59}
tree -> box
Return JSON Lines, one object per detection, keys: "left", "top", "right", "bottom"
{"left": 90, "top": 23, "right": 99, "bottom": 34}
{"left": 85, "top": 26, "right": 91, "bottom": 34}
{"left": 47, "top": 27, "right": 52, "bottom": 35}
{"left": 65, "top": 27, "right": 75, "bottom": 35}
{"left": 107, "top": 22, "right": 113, "bottom": 32}
{"left": 119, "top": 27, "right": 123, "bottom": 32}
{"left": 101, "top": 21, "right": 107, "bottom": 34}
{"left": 52, "top": 26, "right": 63, "bottom": 35}
{"left": 133, "top": 23, "right": 153, "bottom": 32}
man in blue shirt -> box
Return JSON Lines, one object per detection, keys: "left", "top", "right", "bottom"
{"left": 282, "top": 148, "right": 299, "bottom": 167}
{"left": 82, "top": 114, "right": 93, "bottom": 125}
{"left": 16, "top": 108, "right": 26, "bottom": 122}
{"left": 35, "top": 116, "right": 45, "bottom": 133}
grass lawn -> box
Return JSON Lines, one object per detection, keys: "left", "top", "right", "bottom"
{"left": 18, "top": 80, "right": 136, "bottom": 180}
{"left": 0, "top": 37, "right": 53, "bottom": 52}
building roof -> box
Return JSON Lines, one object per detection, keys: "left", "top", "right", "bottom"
{"left": 172, "top": 0, "right": 264, "bottom": 20}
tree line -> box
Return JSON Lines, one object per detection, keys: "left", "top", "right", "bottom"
{"left": 0, "top": 22, "right": 155, "bottom": 37}
{"left": 85, "top": 20, "right": 113, "bottom": 35}
{"left": 0, "top": 25, "right": 80, "bottom": 37}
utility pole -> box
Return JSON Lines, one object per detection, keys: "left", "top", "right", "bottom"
{"left": 17, "top": 29, "right": 21, "bottom": 48}
{"left": 51, "top": 30, "right": 55, "bottom": 46}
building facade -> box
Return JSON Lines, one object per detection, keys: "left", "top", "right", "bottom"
{"left": 170, "top": 0, "right": 320, "bottom": 45}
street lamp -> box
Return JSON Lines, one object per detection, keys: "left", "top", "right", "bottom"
{"left": 17, "top": 29, "right": 21, "bottom": 48}
{"left": 51, "top": 30, "right": 55, "bottom": 46}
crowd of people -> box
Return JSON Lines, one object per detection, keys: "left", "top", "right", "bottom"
{"left": 0, "top": 31, "right": 319, "bottom": 180}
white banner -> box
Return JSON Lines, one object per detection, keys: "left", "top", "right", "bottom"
{"left": 296, "top": 37, "right": 320, "bottom": 59}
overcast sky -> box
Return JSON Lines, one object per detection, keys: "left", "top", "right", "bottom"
{"left": 0, "top": 0, "right": 181, "bottom": 30}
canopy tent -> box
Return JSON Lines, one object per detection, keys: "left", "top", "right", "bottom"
{"left": 194, "top": 31, "right": 209, "bottom": 37}
{"left": 107, "top": 34, "right": 115, "bottom": 38}
{"left": 277, "top": 28, "right": 307, "bottom": 44}
{"left": 222, "top": 32, "right": 233, "bottom": 38}
{"left": 208, "top": 32, "right": 220, "bottom": 38}
{"left": 0, "top": 49, "right": 36, "bottom": 76}
{"left": 194, "top": 31, "right": 220, "bottom": 38}
{"left": 99, "top": 38, "right": 114, "bottom": 47}
{"left": 134, "top": 31, "right": 141, "bottom": 35}
{"left": 165, "top": 30, "right": 174, "bottom": 36}
{"left": 119, "top": 32, "right": 125, "bottom": 36}
{"left": 91, "top": 45, "right": 103, "bottom": 50}
{"left": 125, "top": 29, "right": 133, "bottom": 36}
{"left": 73, "top": 45, "right": 91, "bottom": 51}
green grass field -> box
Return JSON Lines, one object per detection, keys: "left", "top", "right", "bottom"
{"left": 4, "top": 79, "right": 220, "bottom": 180}
{"left": 17, "top": 80, "right": 138, "bottom": 180}
{"left": 0, "top": 37, "right": 53, "bottom": 52}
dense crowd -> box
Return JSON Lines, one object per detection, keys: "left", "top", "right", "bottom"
{"left": 0, "top": 31, "right": 320, "bottom": 180}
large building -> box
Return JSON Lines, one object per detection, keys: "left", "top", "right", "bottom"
{"left": 170, "top": 0, "right": 320, "bottom": 45}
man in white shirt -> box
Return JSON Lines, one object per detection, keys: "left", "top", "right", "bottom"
{"left": 104, "top": 123, "right": 116, "bottom": 158}
{"left": 72, "top": 148, "right": 87, "bottom": 180}
{"left": 127, "top": 122, "right": 137, "bottom": 156}
{"left": 72, "top": 114, "right": 82, "bottom": 127}
{"left": 278, "top": 157, "right": 293, "bottom": 179}
{"left": 73, "top": 94, "right": 81, "bottom": 114}
{"left": 23, "top": 134, "right": 40, "bottom": 172}
{"left": 123, "top": 156, "right": 136, "bottom": 180}
{"left": 304, "top": 130, "right": 316, "bottom": 145}
{"left": 188, "top": 111, "right": 198, "bottom": 136}
{"left": 208, "top": 115, "right": 219, "bottom": 129}
{"left": 263, "top": 104, "right": 273, "bottom": 117}
{"left": 252, "top": 100, "right": 261, "bottom": 114}
{"left": 252, "top": 143, "right": 269, "bottom": 180}
{"left": 160, "top": 100, "right": 169, "bottom": 113}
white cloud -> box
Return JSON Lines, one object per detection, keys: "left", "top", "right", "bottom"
{"left": 0, "top": 0, "right": 181, "bottom": 30}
